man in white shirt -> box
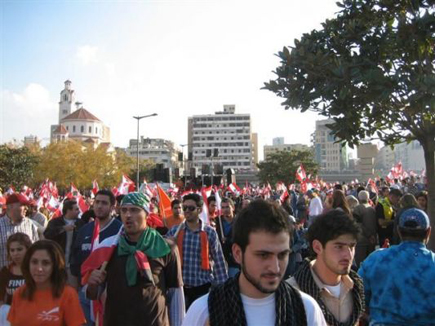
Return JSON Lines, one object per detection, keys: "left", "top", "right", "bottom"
{"left": 182, "top": 199, "right": 326, "bottom": 326}
{"left": 307, "top": 190, "right": 323, "bottom": 225}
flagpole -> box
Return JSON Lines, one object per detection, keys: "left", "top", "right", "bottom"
{"left": 133, "top": 113, "right": 158, "bottom": 188}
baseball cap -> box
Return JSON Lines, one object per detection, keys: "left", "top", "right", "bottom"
{"left": 399, "top": 208, "right": 430, "bottom": 230}
{"left": 6, "top": 193, "right": 30, "bottom": 206}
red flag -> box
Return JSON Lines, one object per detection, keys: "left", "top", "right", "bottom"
{"left": 92, "top": 180, "right": 99, "bottom": 195}
{"left": 118, "top": 174, "right": 135, "bottom": 194}
{"left": 296, "top": 165, "right": 307, "bottom": 182}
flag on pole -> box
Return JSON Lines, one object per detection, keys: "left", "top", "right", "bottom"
{"left": 92, "top": 180, "right": 99, "bottom": 195}
{"left": 296, "top": 165, "right": 307, "bottom": 182}
{"left": 156, "top": 184, "right": 173, "bottom": 219}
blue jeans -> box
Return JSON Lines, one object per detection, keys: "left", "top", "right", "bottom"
{"left": 78, "top": 287, "right": 94, "bottom": 326}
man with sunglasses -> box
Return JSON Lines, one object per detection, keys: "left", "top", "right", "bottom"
{"left": 166, "top": 193, "right": 228, "bottom": 309}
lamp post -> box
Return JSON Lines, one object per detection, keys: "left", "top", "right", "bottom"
{"left": 133, "top": 113, "right": 158, "bottom": 188}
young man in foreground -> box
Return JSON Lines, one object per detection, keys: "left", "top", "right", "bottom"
{"left": 183, "top": 199, "right": 326, "bottom": 326}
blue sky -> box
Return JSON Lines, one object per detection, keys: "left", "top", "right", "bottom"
{"left": 1, "top": 0, "right": 341, "bottom": 159}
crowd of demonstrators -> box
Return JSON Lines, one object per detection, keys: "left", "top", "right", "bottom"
{"left": 0, "top": 172, "right": 431, "bottom": 326}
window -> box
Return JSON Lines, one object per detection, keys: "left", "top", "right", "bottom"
{"left": 73, "top": 126, "right": 76, "bottom": 132}
{"left": 66, "top": 126, "right": 69, "bottom": 131}
{"left": 89, "top": 126, "right": 92, "bottom": 133}
{"left": 95, "top": 127, "right": 98, "bottom": 134}
{"left": 81, "top": 126, "right": 84, "bottom": 132}
{"left": 64, "top": 94, "right": 68, "bottom": 101}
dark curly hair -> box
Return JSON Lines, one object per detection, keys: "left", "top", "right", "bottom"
{"left": 306, "top": 209, "right": 360, "bottom": 255}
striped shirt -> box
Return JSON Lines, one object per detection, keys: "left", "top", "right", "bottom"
{"left": 167, "top": 221, "right": 228, "bottom": 287}
{"left": 0, "top": 215, "right": 39, "bottom": 268}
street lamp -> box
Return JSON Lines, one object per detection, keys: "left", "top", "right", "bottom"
{"left": 133, "top": 113, "right": 158, "bottom": 188}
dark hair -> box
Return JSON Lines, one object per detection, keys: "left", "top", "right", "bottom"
{"left": 207, "top": 195, "right": 216, "bottom": 204}
{"left": 332, "top": 190, "right": 352, "bottom": 217}
{"left": 116, "top": 194, "right": 125, "bottom": 205}
{"left": 171, "top": 199, "right": 181, "bottom": 209}
{"left": 62, "top": 200, "right": 77, "bottom": 215}
{"left": 334, "top": 184, "right": 343, "bottom": 190}
{"left": 221, "top": 197, "right": 235, "bottom": 209}
{"left": 233, "top": 199, "right": 291, "bottom": 252}
{"left": 306, "top": 209, "right": 360, "bottom": 254}
{"left": 183, "top": 193, "right": 203, "bottom": 207}
{"left": 21, "top": 240, "right": 67, "bottom": 301}
{"left": 96, "top": 189, "right": 116, "bottom": 205}
{"left": 389, "top": 188, "right": 402, "bottom": 197}
{"left": 398, "top": 228, "right": 428, "bottom": 242}
{"left": 6, "top": 233, "right": 32, "bottom": 262}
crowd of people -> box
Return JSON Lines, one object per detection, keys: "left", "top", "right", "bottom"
{"left": 0, "top": 175, "right": 433, "bottom": 326}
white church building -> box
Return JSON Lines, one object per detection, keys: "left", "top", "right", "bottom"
{"left": 50, "top": 80, "right": 111, "bottom": 145}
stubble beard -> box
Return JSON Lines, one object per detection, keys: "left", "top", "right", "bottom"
{"left": 241, "top": 256, "right": 281, "bottom": 295}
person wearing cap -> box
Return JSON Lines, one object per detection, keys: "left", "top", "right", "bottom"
{"left": 86, "top": 192, "right": 185, "bottom": 326}
{"left": 353, "top": 190, "right": 378, "bottom": 267}
{"left": 358, "top": 208, "right": 435, "bottom": 325}
{"left": 0, "top": 193, "right": 39, "bottom": 269}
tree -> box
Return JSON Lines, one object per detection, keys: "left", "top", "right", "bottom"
{"left": 257, "top": 150, "right": 318, "bottom": 186}
{"left": 34, "top": 141, "right": 134, "bottom": 190}
{"left": 264, "top": 0, "right": 435, "bottom": 249}
{"left": 0, "top": 144, "right": 39, "bottom": 190}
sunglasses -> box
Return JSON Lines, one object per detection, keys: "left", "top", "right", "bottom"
{"left": 182, "top": 205, "right": 197, "bottom": 212}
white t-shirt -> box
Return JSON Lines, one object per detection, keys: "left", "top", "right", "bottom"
{"left": 182, "top": 290, "right": 327, "bottom": 326}
{"left": 309, "top": 196, "right": 323, "bottom": 217}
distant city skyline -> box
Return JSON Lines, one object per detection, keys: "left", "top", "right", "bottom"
{"left": 1, "top": 0, "right": 341, "bottom": 160}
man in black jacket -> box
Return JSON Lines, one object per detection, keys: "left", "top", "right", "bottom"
{"left": 44, "top": 199, "right": 80, "bottom": 287}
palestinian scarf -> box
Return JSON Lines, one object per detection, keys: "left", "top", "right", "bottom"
{"left": 208, "top": 273, "right": 307, "bottom": 326}
{"left": 118, "top": 227, "right": 170, "bottom": 286}
{"left": 293, "top": 259, "right": 365, "bottom": 326}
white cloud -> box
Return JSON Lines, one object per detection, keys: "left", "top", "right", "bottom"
{"left": 76, "top": 45, "right": 99, "bottom": 65}
{"left": 0, "top": 83, "right": 57, "bottom": 144}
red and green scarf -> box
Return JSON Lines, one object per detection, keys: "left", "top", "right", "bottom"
{"left": 118, "top": 227, "right": 170, "bottom": 286}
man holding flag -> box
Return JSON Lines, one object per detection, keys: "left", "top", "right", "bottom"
{"left": 85, "top": 192, "right": 185, "bottom": 326}
{"left": 71, "top": 189, "right": 122, "bottom": 325}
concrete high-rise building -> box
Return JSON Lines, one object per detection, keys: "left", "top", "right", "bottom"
{"left": 272, "top": 137, "right": 285, "bottom": 146}
{"left": 125, "top": 137, "right": 182, "bottom": 169}
{"left": 187, "top": 105, "right": 257, "bottom": 173}
{"left": 376, "top": 140, "right": 425, "bottom": 173}
{"left": 357, "top": 143, "right": 379, "bottom": 181}
{"left": 314, "top": 119, "right": 349, "bottom": 172}
{"left": 263, "top": 140, "right": 310, "bottom": 160}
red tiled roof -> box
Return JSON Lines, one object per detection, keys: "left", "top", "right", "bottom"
{"left": 61, "top": 108, "right": 101, "bottom": 122}
{"left": 53, "top": 124, "right": 68, "bottom": 134}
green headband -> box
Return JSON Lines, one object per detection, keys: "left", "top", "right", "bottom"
{"left": 121, "top": 192, "right": 151, "bottom": 213}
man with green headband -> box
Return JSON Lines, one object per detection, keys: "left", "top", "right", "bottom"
{"left": 87, "top": 192, "right": 185, "bottom": 326}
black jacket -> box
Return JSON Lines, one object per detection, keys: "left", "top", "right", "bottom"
{"left": 44, "top": 216, "right": 78, "bottom": 260}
